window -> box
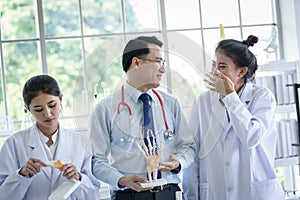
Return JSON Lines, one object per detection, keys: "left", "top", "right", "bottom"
{"left": 0, "top": 0, "right": 279, "bottom": 136}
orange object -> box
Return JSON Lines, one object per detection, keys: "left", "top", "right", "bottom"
{"left": 54, "top": 160, "right": 64, "bottom": 170}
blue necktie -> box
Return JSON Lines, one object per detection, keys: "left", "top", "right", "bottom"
{"left": 139, "top": 93, "right": 161, "bottom": 179}
{"left": 139, "top": 93, "right": 154, "bottom": 136}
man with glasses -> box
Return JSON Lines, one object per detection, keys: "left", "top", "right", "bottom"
{"left": 89, "top": 36, "right": 195, "bottom": 200}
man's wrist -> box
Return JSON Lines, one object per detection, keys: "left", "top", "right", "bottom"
{"left": 118, "top": 176, "right": 127, "bottom": 188}
{"left": 170, "top": 164, "right": 181, "bottom": 174}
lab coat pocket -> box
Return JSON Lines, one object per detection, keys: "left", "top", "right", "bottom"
{"left": 251, "top": 178, "right": 285, "bottom": 200}
{"left": 200, "top": 183, "right": 209, "bottom": 200}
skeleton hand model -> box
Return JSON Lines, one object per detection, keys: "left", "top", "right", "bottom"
{"left": 137, "top": 129, "right": 162, "bottom": 182}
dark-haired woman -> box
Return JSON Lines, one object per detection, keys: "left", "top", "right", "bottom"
{"left": 0, "top": 75, "right": 100, "bottom": 200}
{"left": 182, "top": 36, "right": 284, "bottom": 200}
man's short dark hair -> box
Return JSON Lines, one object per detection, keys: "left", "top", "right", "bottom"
{"left": 122, "top": 36, "right": 163, "bottom": 72}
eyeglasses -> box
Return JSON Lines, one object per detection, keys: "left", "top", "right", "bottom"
{"left": 137, "top": 57, "right": 166, "bottom": 67}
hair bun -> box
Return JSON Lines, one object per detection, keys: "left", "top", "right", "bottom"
{"left": 242, "top": 35, "right": 258, "bottom": 47}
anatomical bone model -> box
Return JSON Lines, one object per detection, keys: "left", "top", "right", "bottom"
{"left": 137, "top": 129, "right": 163, "bottom": 182}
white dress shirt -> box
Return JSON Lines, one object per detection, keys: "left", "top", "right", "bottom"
{"left": 38, "top": 129, "right": 58, "bottom": 160}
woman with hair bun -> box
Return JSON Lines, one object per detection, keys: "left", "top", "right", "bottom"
{"left": 182, "top": 35, "right": 285, "bottom": 200}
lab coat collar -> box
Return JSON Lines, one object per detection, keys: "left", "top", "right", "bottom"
{"left": 27, "top": 124, "right": 53, "bottom": 180}
{"left": 199, "top": 91, "right": 228, "bottom": 159}
{"left": 28, "top": 123, "right": 40, "bottom": 151}
{"left": 27, "top": 124, "right": 72, "bottom": 184}
{"left": 53, "top": 126, "right": 72, "bottom": 160}
{"left": 239, "top": 81, "right": 253, "bottom": 107}
{"left": 199, "top": 82, "right": 254, "bottom": 159}
{"left": 51, "top": 126, "right": 73, "bottom": 185}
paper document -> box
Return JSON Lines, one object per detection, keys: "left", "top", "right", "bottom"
{"left": 48, "top": 180, "right": 80, "bottom": 200}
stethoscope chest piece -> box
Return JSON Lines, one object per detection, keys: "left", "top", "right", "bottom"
{"left": 164, "top": 130, "right": 174, "bottom": 140}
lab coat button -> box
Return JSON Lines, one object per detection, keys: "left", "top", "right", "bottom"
{"left": 120, "top": 138, "right": 124, "bottom": 142}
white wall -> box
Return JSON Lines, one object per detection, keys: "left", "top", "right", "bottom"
{"left": 295, "top": 0, "right": 300, "bottom": 59}
{"left": 279, "top": 0, "right": 300, "bottom": 61}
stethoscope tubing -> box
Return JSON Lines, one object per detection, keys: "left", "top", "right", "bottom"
{"left": 117, "top": 85, "right": 132, "bottom": 115}
{"left": 117, "top": 85, "right": 169, "bottom": 131}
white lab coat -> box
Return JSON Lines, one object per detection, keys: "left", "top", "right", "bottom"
{"left": 182, "top": 82, "right": 285, "bottom": 200}
{"left": 0, "top": 124, "right": 100, "bottom": 200}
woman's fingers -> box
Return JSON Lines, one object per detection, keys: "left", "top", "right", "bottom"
{"left": 61, "top": 163, "right": 80, "bottom": 180}
{"left": 20, "top": 158, "right": 44, "bottom": 176}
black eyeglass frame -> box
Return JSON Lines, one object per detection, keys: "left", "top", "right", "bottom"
{"left": 137, "top": 57, "right": 166, "bottom": 67}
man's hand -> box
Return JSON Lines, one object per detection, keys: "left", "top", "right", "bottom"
{"left": 118, "top": 175, "right": 152, "bottom": 192}
{"left": 159, "top": 154, "right": 180, "bottom": 172}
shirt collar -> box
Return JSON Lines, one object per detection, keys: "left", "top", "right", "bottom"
{"left": 124, "top": 81, "right": 156, "bottom": 103}
{"left": 38, "top": 128, "right": 58, "bottom": 146}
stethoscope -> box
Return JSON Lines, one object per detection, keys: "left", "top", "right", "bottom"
{"left": 117, "top": 85, "right": 174, "bottom": 140}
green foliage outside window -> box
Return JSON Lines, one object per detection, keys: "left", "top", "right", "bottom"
{"left": 0, "top": 0, "right": 139, "bottom": 131}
